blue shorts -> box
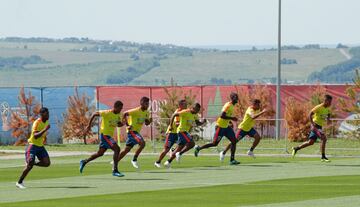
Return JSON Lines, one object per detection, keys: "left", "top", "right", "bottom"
{"left": 126, "top": 131, "right": 145, "bottom": 147}
{"left": 177, "top": 132, "right": 193, "bottom": 146}
{"left": 100, "top": 134, "right": 117, "bottom": 149}
{"left": 308, "top": 125, "right": 324, "bottom": 141}
{"left": 25, "top": 144, "right": 49, "bottom": 164}
{"left": 164, "top": 133, "right": 178, "bottom": 148}
{"left": 236, "top": 128, "right": 258, "bottom": 140}
{"left": 213, "top": 126, "right": 236, "bottom": 143}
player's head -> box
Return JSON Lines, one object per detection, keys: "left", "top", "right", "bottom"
{"left": 113, "top": 100, "right": 123, "bottom": 113}
{"left": 230, "top": 92, "right": 238, "bottom": 104}
{"left": 140, "top": 96, "right": 150, "bottom": 110}
{"left": 252, "top": 99, "right": 261, "bottom": 110}
{"left": 178, "top": 99, "right": 187, "bottom": 110}
{"left": 39, "top": 107, "right": 49, "bottom": 121}
{"left": 324, "top": 94, "right": 333, "bottom": 107}
{"left": 191, "top": 103, "right": 201, "bottom": 114}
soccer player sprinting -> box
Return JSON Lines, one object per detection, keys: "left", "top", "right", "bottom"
{"left": 16, "top": 107, "right": 51, "bottom": 189}
{"left": 164, "top": 103, "right": 206, "bottom": 168}
{"left": 118, "top": 97, "right": 152, "bottom": 169}
{"left": 292, "top": 94, "right": 333, "bottom": 162}
{"left": 222, "top": 99, "right": 267, "bottom": 159}
{"left": 154, "top": 99, "right": 187, "bottom": 168}
{"left": 194, "top": 92, "right": 240, "bottom": 165}
{"left": 79, "top": 101, "right": 124, "bottom": 177}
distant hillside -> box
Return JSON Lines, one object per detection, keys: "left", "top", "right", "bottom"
{"left": 307, "top": 47, "right": 360, "bottom": 83}
{"left": 0, "top": 37, "right": 349, "bottom": 87}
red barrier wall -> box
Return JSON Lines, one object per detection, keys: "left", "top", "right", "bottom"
{"left": 97, "top": 85, "right": 351, "bottom": 139}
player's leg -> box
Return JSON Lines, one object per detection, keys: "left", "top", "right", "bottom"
{"left": 180, "top": 140, "right": 195, "bottom": 155}
{"left": 155, "top": 146, "right": 170, "bottom": 167}
{"left": 165, "top": 133, "right": 186, "bottom": 167}
{"left": 17, "top": 145, "right": 36, "bottom": 188}
{"left": 80, "top": 147, "right": 107, "bottom": 173}
{"left": 222, "top": 129, "right": 243, "bottom": 155}
{"left": 164, "top": 144, "right": 185, "bottom": 168}
{"left": 320, "top": 134, "right": 330, "bottom": 162}
{"left": 172, "top": 132, "right": 195, "bottom": 163}
{"left": 108, "top": 141, "right": 123, "bottom": 176}
{"left": 195, "top": 127, "right": 222, "bottom": 157}
{"left": 118, "top": 132, "right": 136, "bottom": 161}
{"left": 118, "top": 145, "right": 132, "bottom": 161}
{"left": 130, "top": 132, "right": 145, "bottom": 168}
{"left": 17, "top": 162, "right": 34, "bottom": 189}
{"left": 226, "top": 128, "right": 239, "bottom": 163}
{"left": 292, "top": 130, "right": 317, "bottom": 157}
{"left": 84, "top": 148, "right": 107, "bottom": 163}
{"left": 177, "top": 132, "right": 194, "bottom": 157}
{"left": 134, "top": 139, "right": 145, "bottom": 159}
{"left": 222, "top": 142, "right": 232, "bottom": 155}
{"left": 34, "top": 146, "right": 51, "bottom": 167}
{"left": 155, "top": 134, "right": 174, "bottom": 167}
{"left": 247, "top": 129, "right": 261, "bottom": 158}
{"left": 295, "top": 139, "right": 315, "bottom": 150}
{"left": 80, "top": 133, "right": 113, "bottom": 173}
{"left": 35, "top": 156, "right": 51, "bottom": 167}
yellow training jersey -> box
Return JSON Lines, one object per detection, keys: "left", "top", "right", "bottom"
{"left": 311, "top": 103, "right": 331, "bottom": 127}
{"left": 238, "top": 107, "right": 259, "bottom": 132}
{"left": 166, "top": 108, "right": 182, "bottom": 134}
{"left": 126, "top": 107, "right": 150, "bottom": 133}
{"left": 177, "top": 109, "right": 199, "bottom": 133}
{"left": 216, "top": 101, "right": 235, "bottom": 128}
{"left": 99, "top": 110, "right": 122, "bottom": 136}
{"left": 28, "top": 118, "right": 49, "bottom": 147}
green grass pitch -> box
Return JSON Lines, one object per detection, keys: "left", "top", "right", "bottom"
{"left": 1, "top": 154, "right": 360, "bottom": 207}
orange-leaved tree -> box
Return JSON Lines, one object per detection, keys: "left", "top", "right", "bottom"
{"left": 61, "top": 87, "right": 95, "bottom": 144}
{"left": 250, "top": 84, "right": 276, "bottom": 137}
{"left": 284, "top": 97, "right": 311, "bottom": 141}
{"left": 9, "top": 87, "right": 41, "bottom": 145}
{"left": 156, "top": 81, "right": 197, "bottom": 140}
{"left": 233, "top": 86, "right": 250, "bottom": 118}
{"left": 234, "top": 84, "right": 275, "bottom": 137}
{"left": 285, "top": 84, "right": 336, "bottom": 141}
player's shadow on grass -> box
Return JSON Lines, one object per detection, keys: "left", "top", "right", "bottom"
{"left": 143, "top": 171, "right": 192, "bottom": 174}
{"left": 34, "top": 186, "right": 95, "bottom": 189}
{"left": 122, "top": 178, "right": 168, "bottom": 181}
{"left": 242, "top": 164, "right": 279, "bottom": 167}
{"left": 194, "top": 166, "right": 230, "bottom": 170}
{"left": 274, "top": 161, "right": 291, "bottom": 163}
{"left": 332, "top": 164, "right": 360, "bottom": 167}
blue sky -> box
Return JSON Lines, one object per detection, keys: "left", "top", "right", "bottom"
{"left": 1, "top": 0, "right": 359, "bottom": 46}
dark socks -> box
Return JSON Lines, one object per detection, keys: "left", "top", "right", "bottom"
{"left": 133, "top": 155, "right": 138, "bottom": 161}
{"left": 250, "top": 147, "right": 254, "bottom": 151}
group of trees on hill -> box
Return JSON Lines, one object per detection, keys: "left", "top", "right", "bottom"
{"left": 1, "top": 37, "right": 201, "bottom": 56}
{"left": 307, "top": 46, "right": 360, "bottom": 83}
{"left": 0, "top": 55, "right": 48, "bottom": 69}
{"left": 106, "top": 59, "right": 160, "bottom": 84}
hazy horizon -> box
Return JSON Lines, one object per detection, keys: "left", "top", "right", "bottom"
{"left": 1, "top": 0, "right": 359, "bottom": 46}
